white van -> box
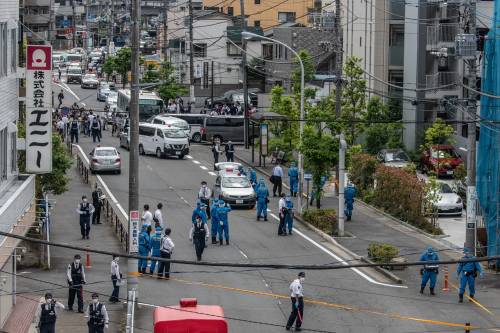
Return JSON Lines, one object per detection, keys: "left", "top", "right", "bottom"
{"left": 138, "top": 123, "right": 189, "bottom": 159}
{"left": 149, "top": 115, "right": 191, "bottom": 140}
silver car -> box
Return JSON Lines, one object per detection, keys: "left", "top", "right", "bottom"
{"left": 89, "top": 147, "right": 121, "bottom": 174}
{"left": 81, "top": 74, "right": 99, "bottom": 89}
{"left": 214, "top": 174, "right": 256, "bottom": 208}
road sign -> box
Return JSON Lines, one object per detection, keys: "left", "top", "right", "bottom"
{"left": 26, "top": 45, "right": 52, "bottom": 173}
{"left": 260, "top": 124, "right": 268, "bottom": 156}
{"left": 129, "top": 210, "right": 140, "bottom": 253}
{"left": 304, "top": 173, "right": 313, "bottom": 180}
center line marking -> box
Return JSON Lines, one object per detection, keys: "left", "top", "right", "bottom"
{"left": 200, "top": 165, "right": 208, "bottom": 170}
{"left": 239, "top": 250, "right": 248, "bottom": 259}
{"left": 186, "top": 155, "right": 193, "bottom": 159}
{"left": 193, "top": 160, "right": 200, "bottom": 164}
{"left": 208, "top": 171, "right": 216, "bottom": 176}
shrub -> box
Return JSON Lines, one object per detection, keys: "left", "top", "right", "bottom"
{"left": 348, "top": 153, "right": 378, "bottom": 196}
{"left": 367, "top": 242, "right": 399, "bottom": 264}
{"left": 302, "top": 209, "right": 337, "bottom": 234}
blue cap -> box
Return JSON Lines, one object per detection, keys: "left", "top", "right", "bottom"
{"left": 218, "top": 200, "right": 225, "bottom": 206}
{"left": 463, "top": 247, "right": 471, "bottom": 254}
{"left": 427, "top": 246, "right": 434, "bottom": 253}
{"left": 155, "top": 226, "right": 162, "bottom": 232}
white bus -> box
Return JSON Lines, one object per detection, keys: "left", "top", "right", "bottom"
{"left": 117, "top": 89, "right": 164, "bottom": 121}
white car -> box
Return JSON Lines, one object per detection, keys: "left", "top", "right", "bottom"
{"left": 149, "top": 115, "right": 191, "bottom": 139}
{"left": 105, "top": 91, "right": 118, "bottom": 112}
{"left": 214, "top": 162, "right": 245, "bottom": 176}
{"left": 81, "top": 74, "right": 99, "bottom": 89}
{"left": 433, "top": 183, "right": 463, "bottom": 216}
{"left": 214, "top": 174, "right": 256, "bottom": 208}
{"left": 89, "top": 147, "right": 121, "bottom": 174}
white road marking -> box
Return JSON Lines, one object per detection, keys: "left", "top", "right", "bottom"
{"left": 200, "top": 165, "right": 208, "bottom": 170}
{"left": 186, "top": 155, "right": 193, "bottom": 159}
{"left": 267, "top": 208, "right": 271, "bottom": 212}
{"left": 192, "top": 160, "right": 201, "bottom": 164}
{"left": 268, "top": 212, "right": 406, "bottom": 288}
{"left": 60, "top": 82, "right": 79, "bottom": 100}
{"left": 146, "top": 165, "right": 152, "bottom": 171}
{"left": 208, "top": 171, "right": 217, "bottom": 176}
{"left": 239, "top": 250, "right": 248, "bottom": 259}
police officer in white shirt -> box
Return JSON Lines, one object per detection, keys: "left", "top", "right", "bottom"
{"left": 109, "top": 255, "right": 121, "bottom": 303}
{"left": 153, "top": 203, "right": 164, "bottom": 228}
{"left": 142, "top": 204, "right": 153, "bottom": 227}
{"left": 198, "top": 181, "right": 212, "bottom": 219}
{"left": 36, "top": 292, "right": 65, "bottom": 333}
{"left": 85, "top": 293, "right": 109, "bottom": 333}
{"left": 286, "top": 272, "right": 305, "bottom": 331}
{"left": 278, "top": 193, "right": 287, "bottom": 235}
{"left": 157, "top": 228, "right": 175, "bottom": 279}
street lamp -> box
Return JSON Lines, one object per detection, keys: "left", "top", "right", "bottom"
{"left": 241, "top": 31, "right": 305, "bottom": 213}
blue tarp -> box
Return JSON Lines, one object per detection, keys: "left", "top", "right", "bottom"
{"left": 476, "top": 0, "right": 500, "bottom": 257}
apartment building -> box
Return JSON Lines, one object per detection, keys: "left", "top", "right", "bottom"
{"left": 0, "top": 0, "right": 37, "bottom": 327}
{"left": 203, "top": 0, "right": 323, "bottom": 29}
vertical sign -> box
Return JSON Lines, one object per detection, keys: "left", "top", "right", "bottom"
{"left": 26, "top": 45, "right": 52, "bottom": 173}
{"left": 129, "top": 210, "right": 139, "bottom": 253}
{"left": 203, "top": 61, "right": 209, "bottom": 89}
{"left": 260, "top": 123, "right": 268, "bottom": 156}
{"left": 466, "top": 186, "right": 477, "bottom": 229}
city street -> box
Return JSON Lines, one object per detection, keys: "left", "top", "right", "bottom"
{"left": 56, "top": 81, "right": 500, "bottom": 332}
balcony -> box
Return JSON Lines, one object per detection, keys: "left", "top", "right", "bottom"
{"left": 425, "top": 71, "right": 459, "bottom": 99}
{"left": 426, "top": 24, "right": 459, "bottom": 51}
{"left": 389, "top": 45, "right": 404, "bottom": 67}
{"left": 24, "top": 0, "right": 51, "bottom": 6}
{"left": 24, "top": 14, "right": 50, "bottom": 25}
{"left": 26, "top": 30, "right": 49, "bottom": 42}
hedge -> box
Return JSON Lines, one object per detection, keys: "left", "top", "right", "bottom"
{"left": 302, "top": 209, "right": 337, "bottom": 234}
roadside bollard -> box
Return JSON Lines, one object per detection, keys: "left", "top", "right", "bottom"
{"left": 442, "top": 265, "right": 450, "bottom": 292}
{"left": 85, "top": 246, "right": 92, "bottom": 268}
{"left": 465, "top": 322, "right": 471, "bottom": 332}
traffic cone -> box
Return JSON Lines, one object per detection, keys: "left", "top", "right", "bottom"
{"left": 442, "top": 265, "right": 449, "bottom": 292}
{"left": 85, "top": 246, "right": 92, "bottom": 268}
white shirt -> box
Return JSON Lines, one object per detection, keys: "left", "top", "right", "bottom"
{"left": 66, "top": 262, "right": 86, "bottom": 283}
{"left": 85, "top": 302, "right": 109, "bottom": 325}
{"left": 77, "top": 202, "right": 95, "bottom": 215}
{"left": 142, "top": 210, "right": 153, "bottom": 227}
{"left": 198, "top": 186, "right": 212, "bottom": 200}
{"left": 153, "top": 209, "right": 163, "bottom": 227}
{"left": 111, "top": 259, "right": 120, "bottom": 278}
{"left": 62, "top": 115, "right": 68, "bottom": 124}
{"left": 88, "top": 114, "right": 94, "bottom": 124}
{"left": 160, "top": 236, "right": 175, "bottom": 253}
{"left": 35, "top": 300, "right": 65, "bottom": 326}
{"left": 57, "top": 120, "right": 65, "bottom": 130}
{"left": 273, "top": 165, "right": 284, "bottom": 177}
{"left": 290, "top": 278, "right": 304, "bottom": 297}
{"left": 279, "top": 198, "right": 286, "bottom": 215}
{"left": 189, "top": 222, "right": 209, "bottom": 240}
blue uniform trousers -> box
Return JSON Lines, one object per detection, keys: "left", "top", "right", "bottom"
{"left": 285, "top": 212, "right": 293, "bottom": 232}
{"left": 218, "top": 222, "right": 229, "bottom": 241}
{"left": 459, "top": 273, "right": 476, "bottom": 296}
{"left": 149, "top": 252, "right": 160, "bottom": 273}
{"left": 290, "top": 177, "right": 298, "bottom": 194}
{"left": 421, "top": 269, "right": 437, "bottom": 289}
{"left": 138, "top": 247, "right": 149, "bottom": 272}
{"left": 256, "top": 199, "right": 267, "bottom": 218}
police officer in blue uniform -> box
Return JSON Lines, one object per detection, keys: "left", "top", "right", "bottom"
{"left": 457, "top": 247, "right": 483, "bottom": 302}
{"left": 210, "top": 199, "right": 220, "bottom": 244}
{"left": 38, "top": 293, "right": 65, "bottom": 333}
{"left": 216, "top": 200, "right": 231, "bottom": 245}
{"left": 419, "top": 246, "right": 439, "bottom": 295}
{"left": 284, "top": 196, "right": 294, "bottom": 235}
{"left": 191, "top": 200, "right": 208, "bottom": 224}
{"left": 77, "top": 196, "right": 95, "bottom": 239}
{"left": 85, "top": 293, "right": 109, "bottom": 333}
{"left": 255, "top": 178, "right": 269, "bottom": 221}
{"left": 70, "top": 117, "right": 79, "bottom": 143}
{"left": 288, "top": 162, "right": 299, "bottom": 197}
{"left": 344, "top": 182, "right": 357, "bottom": 221}
{"left": 149, "top": 227, "right": 162, "bottom": 274}
{"left": 138, "top": 225, "right": 151, "bottom": 273}
{"left": 247, "top": 167, "right": 257, "bottom": 190}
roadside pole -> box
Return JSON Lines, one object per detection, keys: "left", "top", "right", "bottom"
{"left": 188, "top": 0, "right": 195, "bottom": 104}
{"left": 338, "top": 134, "right": 347, "bottom": 236}
{"left": 127, "top": 0, "right": 140, "bottom": 330}
{"left": 240, "top": 0, "right": 249, "bottom": 149}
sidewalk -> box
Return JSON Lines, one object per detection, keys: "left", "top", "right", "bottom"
{"left": 10, "top": 163, "right": 124, "bottom": 332}
{"left": 234, "top": 146, "right": 469, "bottom": 286}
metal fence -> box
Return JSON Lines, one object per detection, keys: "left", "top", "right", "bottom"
{"left": 71, "top": 144, "right": 129, "bottom": 250}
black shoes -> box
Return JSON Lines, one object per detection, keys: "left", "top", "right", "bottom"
{"left": 420, "top": 287, "right": 424, "bottom": 294}
{"left": 430, "top": 288, "right": 435, "bottom": 296}
{"left": 219, "top": 239, "right": 223, "bottom": 245}
{"left": 226, "top": 240, "right": 229, "bottom": 245}
{"left": 459, "top": 295, "right": 464, "bottom": 303}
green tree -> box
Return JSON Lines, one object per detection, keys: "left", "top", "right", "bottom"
{"left": 291, "top": 49, "right": 316, "bottom": 95}
{"left": 268, "top": 85, "right": 299, "bottom": 154}
{"left": 113, "top": 48, "right": 132, "bottom": 87}
{"left": 141, "top": 63, "right": 161, "bottom": 84}
{"left": 424, "top": 118, "right": 455, "bottom": 147}
{"left": 364, "top": 96, "right": 403, "bottom": 154}
{"left": 102, "top": 56, "right": 115, "bottom": 81}
{"left": 17, "top": 122, "right": 72, "bottom": 196}
{"left": 156, "top": 61, "right": 188, "bottom": 102}
{"left": 340, "top": 57, "right": 367, "bottom": 145}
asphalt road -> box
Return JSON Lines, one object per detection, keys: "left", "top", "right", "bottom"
{"left": 55, "top": 79, "right": 500, "bottom": 333}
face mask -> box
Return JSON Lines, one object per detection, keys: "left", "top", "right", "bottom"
{"left": 202, "top": 185, "right": 206, "bottom": 188}
{"left": 46, "top": 298, "right": 52, "bottom": 303}
{"left": 92, "top": 299, "right": 98, "bottom": 304}
{"left": 115, "top": 258, "right": 119, "bottom": 263}
{"left": 75, "top": 259, "right": 81, "bottom": 265}
{"left": 299, "top": 277, "right": 305, "bottom": 283}
{"left": 83, "top": 198, "right": 87, "bottom": 203}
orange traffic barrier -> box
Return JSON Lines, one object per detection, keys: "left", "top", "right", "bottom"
{"left": 442, "top": 265, "right": 449, "bottom": 292}
{"left": 85, "top": 246, "right": 92, "bottom": 268}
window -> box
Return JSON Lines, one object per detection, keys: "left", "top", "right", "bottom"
{"left": 255, "top": 0, "right": 261, "bottom": 3}
{"left": 278, "top": 12, "right": 296, "bottom": 23}
{"left": 389, "top": 24, "right": 404, "bottom": 46}
{"left": 227, "top": 43, "right": 242, "bottom": 56}
{"left": 156, "top": 129, "right": 164, "bottom": 138}
{"left": 193, "top": 43, "right": 207, "bottom": 57}
{"left": 139, "top": 126, "right": 155, "bottom": 136}
{"left": 153, "top": 118, "right": 164, "bottom": 125}
{"left": 227, "top": 6, "right": 234, "bottom": 16}
{"left": 0, "top": 128, "right": 7, "bottom": 181}
{"left": 10, "top": 29, "right": 16, "bottom": 73}
{"left": 0, "top": 23, "right": 7, "bottom": 78}
{"left": 254, "top": 20, "right": 261, "bottom": 27}
{"left": 262, "top": 44, "right": 273, "bottom": 60}
{"left": 10, "top": 131, "right": 16, "bottom": 173}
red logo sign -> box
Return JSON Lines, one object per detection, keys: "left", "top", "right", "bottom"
{"left": 130, "top": 210, "right": 139, "bottom": 220}
{"left": 26, "top": 45, "right": 52, "bottom": 71}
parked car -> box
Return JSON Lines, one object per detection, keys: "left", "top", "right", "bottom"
{"left": 66, "top": 65, "right": 83, "bottom": 84}
{"left": 377, "top": 149, "right": 410, "bottom": 168}
{"left": 421, "top": 145, "right": 463, "bottom": 177}
{"left": 214, "top": 162, "right": 245, "bottom": 176}
{"left": 149, "top": 115, "right": 191, "bottom": 139}
{"left": 174, "top": 114, "right": 207, "bottom": 143}
{"left": 214, "top": 173, "right": 256, "bottom": 208}
{"left": 89, "top": 147, "right": 121, "bottom": 174}
{"left": 81, "top": 73, "right": 99, "bottom": 89}
{"left": 105, "top": 91, "right": 118, "bottom": 112}
{"left": 202, "top": 116, "right": 258, "bottom": 143}
{"left": 97, "top": 82, "right": 111, "bottom": 101}
{"left": 430, "top": 182, "right": 463, "bottom": 216}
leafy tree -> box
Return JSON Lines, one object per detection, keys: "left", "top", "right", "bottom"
{"left": 17, "top": 122, "right": 72, "bottom": 197}
{"left": 113, "top": 47, "right": 132, "bottom": 87}
{"left": 156, "top": 61, "right": 187, "bottom": 102}
{"left": 268, "top": 85, "right": 299, "bottom": 152}
{"left": 102, "top": 56, "right": 115, "bottom": 81}
{"left": 424, "top": 118, "right": 455, "bottom": 147}
{"left": 141, "top": 63, "right": 161, "bottom": 84}
{"left": 340, "top": 57, "right": 367, "bottom": 145}
{"left": 364, "top": 96, "right": 403, "bottom": 154}
{"left": 292, "top": 49, "right": 316, "bottom": 95}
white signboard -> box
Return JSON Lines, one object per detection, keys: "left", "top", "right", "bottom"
{"left": 466, "top": 186, "right": 477, "bottom": 228}
{"left": 129, "top": 210, "right": 140, "bottom": 253}
{"left": 26, "top": 45, "right": 52, "bottom": 173}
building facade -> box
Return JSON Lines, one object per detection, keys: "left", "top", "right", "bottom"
{"left": 203, "top": 0, "right": 322, "bottom": 29}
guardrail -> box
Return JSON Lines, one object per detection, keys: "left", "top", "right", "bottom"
{"left": 71, "top": 144, "right": 129, "bottom": 250}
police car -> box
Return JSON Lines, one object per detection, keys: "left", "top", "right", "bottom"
{"left": 214, "top": 162, "right": 245, "bottom": 176}
{"left": 214, "top": 173, "right": 256, "bottom": 208}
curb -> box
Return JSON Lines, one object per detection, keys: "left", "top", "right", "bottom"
{"left": 236, "top": 152, "right": 404, "bottom": 285}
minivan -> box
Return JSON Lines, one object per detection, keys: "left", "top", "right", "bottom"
{"left": 120, "top": 123, "right": 189, "bottom": 159}
{"left": 202, "top": 116, "right": 256, "bottom": 143}
{"left": 173, "top": 114, "right": 207, "bottom": 143}
{"left": 149, "top": 115, "right": 191, "bottom": 140}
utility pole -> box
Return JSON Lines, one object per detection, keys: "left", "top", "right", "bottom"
{"left": 211, "top": 60, "right": 214, "bottom": 107}
{"left": 334, "top": 0, "right": 345, "bottom": 235}
{"left": 188, "top": 0, "right": 195, "bottom": 104}
{"left": 110, "top": 0, "right": 115, "bottom": 51}
{"left": 72, "top": 1, "right": 77, "bottom": 48}
{"left": 459, "top": 0, "right": 478, "bottom": 252}
{"left": 127, "top": 0, "right": 140, "bottom": 326}
{"left": 240, "top": 0, "right": 249, "bottom": 149}
{"left": 163, "top": 0, "right": 168, "bottom": 60}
